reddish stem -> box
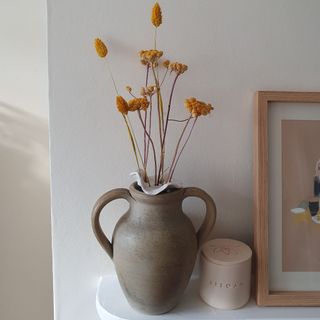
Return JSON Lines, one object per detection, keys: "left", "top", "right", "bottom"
{"left": 166, "top": 115, "right": 192, "bottom": 182}
{"left": 163, "top": 74, "right": 179, "bottom": 142}
{"left": 146, "top": 97, "right": 153, "bottom": 165}
{"left": 168, "top": 117, "right": 198, "bottom": 182}
{"left": 142, "top": 65, "right": 150, "bottom": 178}
{"left": 138, "top": 110, "right": 158, "bottom": 185}
{"left": 157, "top": 73, "right": 180, "bottom": 183}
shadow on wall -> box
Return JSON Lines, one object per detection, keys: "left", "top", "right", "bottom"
{"left": 0, "top": 102, "right": 53, "bottom": 320}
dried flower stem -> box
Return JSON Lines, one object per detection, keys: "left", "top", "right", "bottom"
{"left": 166, "top": 115, "right": 192, "bottom": 182}
{"left": 154, "top": 28, "right": 157, "bottom": 49}
{"left": 160, "top": 68, "right": 169, "bottom": 87}
{"left": 163, "top": 74, "right": 180, "bottom": 137}
{"left": 143, "top": 65, "right": 150, "bottom": 171}
{"left": 143, "top": 110, "right": 147, "bottom": 168}
{"left": 168, "top": 118, "right": 190, "bottom": 122}
{"left": 157, "top": 73, "right": 179, "bottom": 183}
{"left": 137, "top": 110, "right": 158, "bottom": 184}
{"left": 107, "top": 61, "right": 119, "bottom": 95}
{"left": 151, "top": 66, "right": 164, "bottom": 137}
{"left": 128, "top": 92, "right": 138, "bottom": 99}
{"left": 127, "top": 116, "right": 144, "bottom": 171}
{"left": 146, "top": 64, "right": 150, "bottom": 87}
{"left": 151, "top": 65, "right": 164, "bottom": 182}
{"left": 168, "top": 117, "right": 198, "bottom": 182}
{"left": 123, "top": 114, "right": 141, "bottom": 170}
{"left": 105, "top": 63, "right": 142, "bottom": 171}
{"left": 146, "top": 97, "right": 153, "bottom": 169}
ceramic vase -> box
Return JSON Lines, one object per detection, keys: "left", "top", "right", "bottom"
{"left": 92, "top": 183, "right": 216, "bottom": 314}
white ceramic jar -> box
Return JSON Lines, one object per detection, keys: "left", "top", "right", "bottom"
{"left": 199, "top": 238, "right": 252, "bottom": 310}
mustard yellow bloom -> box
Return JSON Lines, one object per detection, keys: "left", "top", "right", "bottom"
{"left": 128, "top": 97, "right": 149, "bottom": 112}
{"left": 151, "top": 2, "right": 162, "bottom": 27}
{"left": 116, "top": 96, "right": 129, "bottom": 115}
{"left": 140, "top": 49, "right": 163, "bottom": 65}
{"left": 147, "top": 85, "right": 156, "bottom": 95}
{"left": 184, "top": 97, "right": 213, "bottom": 117}
{"left": 94, "top": 38, "right": 108, "bottom": 58}
{"left": 140, "top": 85, "right": 156, "bottom": 97}
{"left": 169, "top": 62, "right": 188, "bottom": 75}
{"left": 140, "top": 59, "right": 149, "bottom": 66}
{"left": 163, "top": 60, "right": 170, "bottom": 68}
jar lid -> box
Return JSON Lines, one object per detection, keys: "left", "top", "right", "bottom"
{"left": 201, "top": 238, "right": 252, "bottom": 266}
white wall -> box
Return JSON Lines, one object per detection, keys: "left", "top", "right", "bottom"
{"left": 0, "top": 0, "right": 49, "bottom": 120}
{"left": 48, "top": 0, "right": 320, "bottom": 319}
{"left": 0, "top": 0, "right": 52, "bottom": 319}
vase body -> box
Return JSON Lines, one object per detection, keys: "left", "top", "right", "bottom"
{"left": 92, "top": 184, "right": 216, "bottom": 314}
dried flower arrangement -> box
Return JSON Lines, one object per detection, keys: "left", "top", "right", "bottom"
{"left": 94, "top": 2, "right": 214, "bottom": 190}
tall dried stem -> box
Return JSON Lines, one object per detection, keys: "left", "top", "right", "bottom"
{"left": 168, "top": 117, "right": 198, "bottom": 182}
{"left": 166, "top": 115, "right": 192, "bottom": 182}
{"left": 146, "top": 97, "right": 153, "bottom": 168}
{"left": 157, "top": 73, "right": 179, "bottom": 183}
{"left": 123, "top": 114, "right": 141, "bottom": 170}
{"left": 137, "top": 110, "right": 158, "bottom": 184}
{"left": 142, "top": 65, "right": 150, "bottom": 173}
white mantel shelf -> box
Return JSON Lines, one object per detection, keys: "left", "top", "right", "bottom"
{"left": 96, "top": 275, "right": 320, "bottom": 320}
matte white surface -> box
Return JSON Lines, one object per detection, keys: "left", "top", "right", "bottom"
{"left": 97, "top": 275, "right": 320, "bottom": 320}
{"left": 0, "top": 105, "right": 52, "bottom": 320}
{"left": 0, "top": 0, "right": 52, "bottom": 319}
{"left": 48, "top": 1, "right": 320, "bottom": 319}
{"left": 0, "top": 0, "right": 49, "bottom": 119}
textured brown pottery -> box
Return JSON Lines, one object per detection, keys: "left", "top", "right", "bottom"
{"left": 92, "top": 183, "right": 216, "bottom": 315}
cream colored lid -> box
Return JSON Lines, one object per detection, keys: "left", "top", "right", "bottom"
{"left": 201, "top": 238, "right": 252, "bottom": 266}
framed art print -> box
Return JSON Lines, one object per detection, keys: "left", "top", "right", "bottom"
{"left": 254, "top": 91, "right": 320, "bottom": 306}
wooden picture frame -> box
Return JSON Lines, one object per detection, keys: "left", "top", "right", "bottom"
{"left": 254, "top": 91, "right": 320, "bottom": 306}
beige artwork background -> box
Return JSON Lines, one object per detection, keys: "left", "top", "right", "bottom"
{"left": 282, "top": 120, "right": 320, "bottom": 272}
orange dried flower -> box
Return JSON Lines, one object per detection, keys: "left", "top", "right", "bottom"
{"left": 94, "top": 38, "right": 108, "bottom": 58}
{"left": 169, "top": 62, "right": 188, "bottom": 75}
{"left": 140, "top": 87, "right": 147, "bottom": 97}
{"left": 140, "top": 49, "right": 163, "bottom": 65}
{"left": 140, "top": 59, "right": 148, "bottom": 66}
{"left": 140, "top": 85, "right": 156, "bottom": 97}
{"left": 116, "top": 96, "right": 129, "bottom": 115}
{"left": 147, "top": 85, "right": 156, "bottom": 95}
{"left": 128, "top": 97, "right": 150, "bottom": 112}
{"left": 184, "top": 97, "right": 213, "bottom": 117}
{"left": 163, "top": 60, "right": 170, "bottom": 68}
{"left": 151, "top": 2, "right": 162, "bottom": 27}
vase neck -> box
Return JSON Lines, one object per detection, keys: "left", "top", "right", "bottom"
{"left": 129, "top": 183, "right": 185, "bottom": 204}
{"left": 128, "top": 184, "right": 185, "bottom": 219}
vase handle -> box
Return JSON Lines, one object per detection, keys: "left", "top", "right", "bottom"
{"left": 183, "top": 187, "right": 217, "bottom": 248}
{"left": 91, "top": 188, "right": 132, "bottom": 260}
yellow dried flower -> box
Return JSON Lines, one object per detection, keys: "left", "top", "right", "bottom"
{"left": 140, "top": 49, "right": 163, "bottom": 65}
{"left": 140, "top": 87, "right": 147, "bottom": 97}
{"left": 151, "top": 2, "right": 162, "bottom": 27}
{"left": 94, "top": 38, "right": 108, "bottom": 58}
{"left": 169, "top": 62, "right": 188, "bottom": 75}
{"left": 140, "top": 85, "right": 156, "bottom": 97}
{"left": 126, "top": 86, "right": 132, "bottom": 93}
{"left": 163, "top": 60, "right": 170, "bottom": 68}
{"left": 116, "top": 96, "right": 129, "bottom": 115}
{"left": 147, "top": 85, "right": 156, "bottom": 95}
{"left": 184, "top": 97, "right": 213, "bottom": 117}
{"left": 128, "top": 97, "right": 150, "bottom": 112}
